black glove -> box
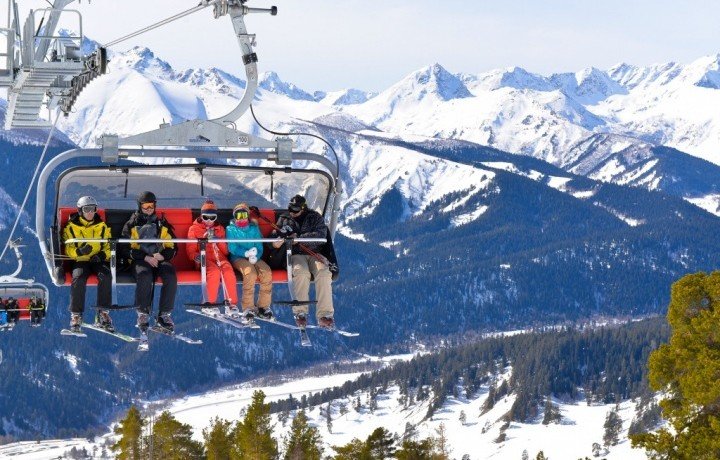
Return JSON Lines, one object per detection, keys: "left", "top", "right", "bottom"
{"left": 76, "top": 244, "right": 92, "bottom": 256}
{"left": 249, "top": 206, "right": 260, "bottom": 217}
{"left": 90, "top": 252, "right": 106, "bottom": 263}
{"left": 329, "top": 263, "right": 340, "bottom": 281}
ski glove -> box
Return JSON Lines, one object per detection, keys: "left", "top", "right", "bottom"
{"left": 76, "top": 244, "right": 93, "bottom": 256}
{"left": 90, "top": 252, "right": 105, "bottom": 263}
{"left": 244, "top": 247, "right": 258, "bottom": 264}
{"left": 329, "top": 263, "right": 340, "bottom": 281}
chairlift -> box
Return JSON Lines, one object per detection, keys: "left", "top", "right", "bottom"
{"left": 0, "top": 239, "right": 49, "bottom": 325}
{"left": 34, "top": 2, "right": 342, "bottom": 310}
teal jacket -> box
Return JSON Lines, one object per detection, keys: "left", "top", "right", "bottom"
{"left": 226, "top": 221, "right": 264, "bottom": 261}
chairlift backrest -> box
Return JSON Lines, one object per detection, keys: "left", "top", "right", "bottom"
{"left": 55, "top": 206, "right": 288, "bottom": 287}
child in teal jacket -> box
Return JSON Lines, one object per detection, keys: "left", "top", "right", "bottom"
{"left": 226, "top": 203, "right": 273, "bottom": 319}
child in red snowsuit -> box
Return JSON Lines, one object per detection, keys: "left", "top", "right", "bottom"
{"left": 187, "top": 200, "right": 239, "bottom": 315}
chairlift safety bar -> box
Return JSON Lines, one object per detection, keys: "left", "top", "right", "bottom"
{"left": 64, "top": 238, "right": 327, "bottom": 244}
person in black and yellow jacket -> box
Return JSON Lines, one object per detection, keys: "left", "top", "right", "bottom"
{"left": 62, "top": 196, "right": 114, "bottom": 333}
{"left": 120, "top": 191, "right": 178, "bottom": 333}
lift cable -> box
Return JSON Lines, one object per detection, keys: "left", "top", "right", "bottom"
{"left": 0, "top": 110, "right": 61, "bottom": 263}
{"left": 102, "top": 1, "right": 219, "bottom": 48}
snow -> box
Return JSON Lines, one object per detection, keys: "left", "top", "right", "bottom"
{"left": 53, "top": 350, "right": 81, "bottom": 376}
{"left": 684, "top": 194, "right": 720, "bottom": 216}
{"left": 594, "top": 203, "right": 646, "bottom": 227}
{"left": 136, "top": 364, "right": 648, "bottom": 460}
{"left": 451, "top": 205, "right": 488, "bottom": 227}
{"left": 336, "top": 224, "right": 367, "bottom": 242}
{"left": 0, "top": 439, "right": 101, "bottom": 460}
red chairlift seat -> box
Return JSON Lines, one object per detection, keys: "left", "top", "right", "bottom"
{"left": 57, "top": 206, "right": 289, "bottom": 286}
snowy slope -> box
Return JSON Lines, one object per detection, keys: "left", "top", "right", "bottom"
{"left": 0, "top": 355, "right": 648, "bottom": 460}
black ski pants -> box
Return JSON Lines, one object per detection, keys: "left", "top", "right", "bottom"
{"left": 6, "top": 302, "right": 19, "bottom": 322}
{"left": 70, "top": 261, "right": 112, "bottom": 314}
{"left": 133, "top": 260, "right": 176, "bottom": 315}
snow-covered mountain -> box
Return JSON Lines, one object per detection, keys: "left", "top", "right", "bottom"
{"left": 12, "top": 38, "right": 716, "bottom": 221}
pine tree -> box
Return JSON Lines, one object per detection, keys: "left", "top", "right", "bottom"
{"left": 603, "top": 408, "right": 622, "bottom": 447}
{"left": 111, "top": 405, "right": 145, "bottom": 460}
{"left": 232, "top": 390, "right": 278, "bottom": 459}
{"left": 151, "top": 411, "right": 204, "bottom": 459}
{"left": 203, "top": 417, "right": 233, "bottom": 460}
{"left": 283, "top": 410, "right": 323, "bottom": 460}
{"left": 324, "top": 402, "right": 333, "bottom": 434}
{"left": 433, "top": 423, "right": 451, "bottom": 459}
{"left": 332, "top": 438, "right": 370, "bottom": 460}
{"left": 481, "top": 384, "right": 496, "bottom": 415}
{"left": 366, "top": 427, "right": 396, "bottom": 459}
{"left": 394, "top": 438, "right": 434, "bottom": 460}
{"left": 535, "top": 451, "right": 547, "bottom": 460}
{"left": 631, "top": 271, "right": 720, "bottom": 458}
{"left": 459, "top": 410, "right": 467, "bottom": 426}
{"left": 542, "top": 397, "right": 561, "bottom": 425}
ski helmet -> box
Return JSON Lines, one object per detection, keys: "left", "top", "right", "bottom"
{"left": 137, "top": 191, "right": 157, "bottom": 205}
{"left": 76, "top": 196, "right": 98, "bottom": 213}
{"left": 288, "top": 194, "right": 307, "bottom": 212}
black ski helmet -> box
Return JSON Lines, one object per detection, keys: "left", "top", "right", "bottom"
{"left": 137, "top": 191, "right": 157, "bottom": 206}
{"left": 288, "top": 194, "right": 307, "bottom": 212}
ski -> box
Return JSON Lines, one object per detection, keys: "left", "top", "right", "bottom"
{"left": 149, "top": 325, "right": 203, "bottom": 344}
{"left": 81, "top": 322, "right": 138, "bottom": 342}
{"left": 253, "top": 316, "right": 300, "bottom": 330}
{"left": 60, "top": 328, "right": 87, "bottom": 338}
{"left": 137, "top": 331, "right": 149, "bottom": 351}
{"left": 187, "top": 309, "right": 260, "bottom": 330}
{"left": 305, "top": 324, "right": 359, "bottom": 337}
{"left": 250, "top": 316, "right": 311, "bottom": 346}
{"left": 299, "top": 328, "right": 312, "bottom": 347}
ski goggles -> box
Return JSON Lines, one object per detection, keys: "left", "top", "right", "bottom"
{"left": 234, "top": 210, "right": 249, "bottom": 220}
{"left": 288, "top": 205, "right": 303, "bottom": 213}
{"left": 201, "top": 213, "right": 217, "bottom": 222}
{"left": 80, "top": 205, "right": 97, "bottom": 213}
{"left": 141, "top": 202, "right": 156, "bottom": 211}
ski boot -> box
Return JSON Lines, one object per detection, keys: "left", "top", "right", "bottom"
{"left": 294, "top": 313, "right": 308, "bottom": 328}
{"left": 201, "top": 302, "right": 218, "bottom": 316}
{"left": 156, "top": 312, "right": 175, "bottom": 333}
{"left": 96, "top": 310, "right": 115, "bottom": 333}
{"left": 241, "top": 308, "right": 257, "bottom": 326}
{"left": 136, "top": 312, "right": 150, "bottom": 333}
{"left": 318, "top": 316, "right": 335, "bottom": 330}
{"left": 257, "top": 307, "right": 274, "bottom": 320}
{"left": 225, "top": 304, "right": 240, "bottom": 318}
{"left": 69, "top": 313, "right": 82, "bottom": 333}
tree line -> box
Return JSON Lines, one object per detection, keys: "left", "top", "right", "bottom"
{"left": 110, "top": 390, "right": 454, "bottom": 460}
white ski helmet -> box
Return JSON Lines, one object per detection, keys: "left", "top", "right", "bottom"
{"left": 76, "top": 196, "right": 98, "bottom": 211}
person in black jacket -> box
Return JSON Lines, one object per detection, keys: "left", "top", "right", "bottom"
{"left": 6, "top": 297, "right": 20, "bottom": 325}
{"left": 120, "top": 191, "right": 178, "bottom": 333}
{"left": 272, "top": 194, "right": 338, "bottom": 329}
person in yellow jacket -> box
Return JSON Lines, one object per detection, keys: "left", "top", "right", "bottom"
{"left": 62, "top": 196, "right": 114, "bottom": 333}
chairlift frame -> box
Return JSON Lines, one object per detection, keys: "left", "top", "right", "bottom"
{"left": 35, "top": 2, "right": 343, "bottom": 305}
{"left": 0, "top": 239, "right": 50, "bottom": 320}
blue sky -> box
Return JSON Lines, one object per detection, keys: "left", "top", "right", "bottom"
{"left": 15, "top": 0, "right": 720, "bottom": 92}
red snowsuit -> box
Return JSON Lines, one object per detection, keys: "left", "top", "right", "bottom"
{"left": 187, "top": 219, "right": 239, "bottom": 305}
